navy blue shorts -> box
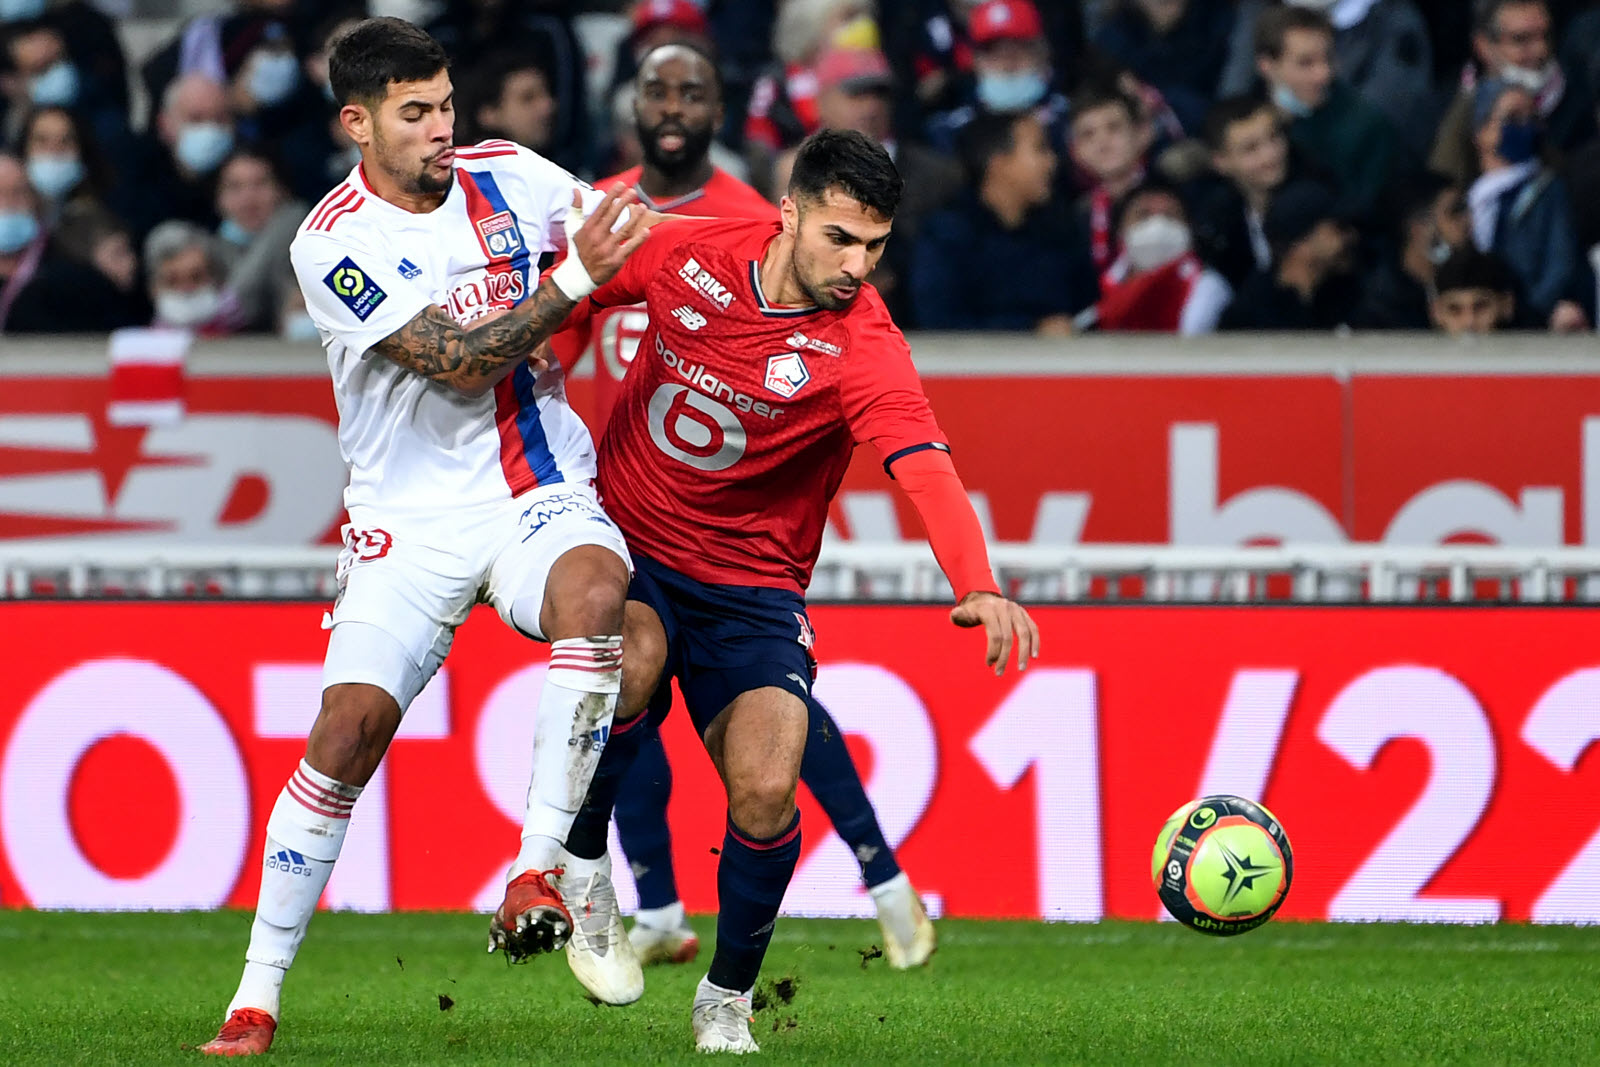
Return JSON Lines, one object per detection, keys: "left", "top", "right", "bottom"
{"left": 628, "top": 551, "right": 816, "bottom": 736}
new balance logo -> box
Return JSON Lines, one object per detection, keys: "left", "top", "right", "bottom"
{"left": 677, "top": 257, "right": 735, "bottom": 309}
{"left": 266, "top": 849, "right": 314, "bottom": 877}
{"left": 569, "top": 724, "right": 610, "bottom": 753}
{"left": 671, "top": 305, "right": 707, "bottom": 330}
{"left": 397, "top": 258, "right": 422, "bottom": 280}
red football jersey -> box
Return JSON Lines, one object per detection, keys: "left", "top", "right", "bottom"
{"left": 563, "top": 167, "right": 775, "bottom": 434}
{"left": 589, "top": 216, "right": 948, "bottom": 592}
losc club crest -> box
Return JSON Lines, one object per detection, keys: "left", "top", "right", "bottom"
{"left": 764, "top": 352, "right": 810, "bottom": 399}
{"left": 476, "top": 211, "right": 524, "bottom": 260}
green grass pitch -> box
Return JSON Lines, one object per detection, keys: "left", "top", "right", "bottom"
{"left": 3, "top": 911, "right": 1599, "bottom": 1064}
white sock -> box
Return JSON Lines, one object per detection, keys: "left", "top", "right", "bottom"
{"left": 227, "top": 759, "right": 361, "bottom": 1019}
{"left": 634, "top": 901, "right": 686, "bottom": 932}
{"left": 511, "top": 636, "right": 622, "bottom": 879}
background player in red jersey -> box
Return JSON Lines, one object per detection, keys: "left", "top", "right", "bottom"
{"left": 555, "top": 44, "right": 940, "bottom": 985}
{"left": 549, "top": 129, "right": 1038, "bottom": 1053}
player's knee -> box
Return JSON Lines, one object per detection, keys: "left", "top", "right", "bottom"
{"left": 541, "top": 546, "right": 629, "bottom": 639}
{"left": 618, "top": 607, "right": 668, "bottom": 721}
{"left": 726, "top": 770, "right": 799, "bottom": 840}
{"left": 306, "top": 683, "right": 401, "bottom": 786}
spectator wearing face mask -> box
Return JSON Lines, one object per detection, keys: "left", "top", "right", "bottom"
{"left": 0, "top": 10, "right": 130, "bottom": 159}
{"left": 1220, "top": 179, "right": 1360, "bottom": 330}
{"left": 1430, "top": 246, "right": 1521, "bottom": 336}
{"left": 17, "top": 104, "right": 108, "bottom": 223}
{"left": 1067, "top": 83, "right": 1151, "bottom": 274}
{"left": 1432, "top": 0, "right": 1597, "bottom": 186}
{"left": 1254, "top": 5, "right": 1402, "bottom": 223}
{"left": 1467, "top": 79, "right": 1589, "bottom": 330}
{"left": 127, "top": 73, "right": 236, "bottom": 238}
{"left": 281, "top": 9, "right": 363, "bottom": 202}
{"left": 1352, "top": 172, "right": 1471, "bottom": 330}
{"left": 1267, "top": 0, "right": 1438, "bottom": 152}
{"left": 143, "top": 219, "right": 239, "bottom": 335}
{"left": 1092, "top": 0, "right": 1236, "bottom": 136}
{"left": 0, "top": 149, "right": 46, "bottom": 331}
{"left": 925, "top": 0, "right": 1070, "bottom": 161}
{"left": 911, "top": 109, "right": 1094, "bottom": 332}
{"left": 906, "top": 0, "right": 1083, "bottom": 119}
{"left": 1077, "top": 177, "right": 1232, "bottom": 335}
{"left": 213, "top": 146, "right": 304, "bottom": 333}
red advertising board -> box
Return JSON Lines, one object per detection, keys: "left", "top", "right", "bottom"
{"left": 3, "top": 370, "right": 1595, "bottom": 548}
{"left": 3, "top": 603, "right": 1597, "bottom": 922}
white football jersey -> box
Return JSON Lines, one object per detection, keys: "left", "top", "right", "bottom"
{"left": 291, "top": 140, "right": 601, "bottom": 515}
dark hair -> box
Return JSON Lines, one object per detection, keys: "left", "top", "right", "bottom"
{"left": 1203, "top": 94, "right": 1276, "bottom": 152}
{"left": 217, "top": 143, "right": 292, "bottom": 192}
{"left": 328, "top": 17, "right": 449, "bottom": 108}
{"left": 1111, "top": 175, "right": 1187, "bottom": 236}
{"left": 956, "top": 110, "right": 1025, "bottom": 185}
{"left": 1434, "top": 246, "right": 1515, "bottom": 295}
{"left": 636, "top": 39, "right": 725, "bottom": 104}
{"left": 17, "top": 105, "right": 111, "bottom": 198}
{"left": 52, "top": 202, "right": 131, "bottom": 267}
{"left": 1474, "top": 0, "right": 1548, "bottom": 36}
{"left": 457, "top": 45, "right": 554, "bottom": 142}
{"left": 1068, "top": 83, "right": 1141, "bottom": 131}
{"left": 1254, "top": 6, "right": 1334, "bottom": 60}
{"left": 787, "top": 128, "right": 902, "bottom": 218}
{"left": 1388, "top": 170, "right": 1455, "bottom": 238}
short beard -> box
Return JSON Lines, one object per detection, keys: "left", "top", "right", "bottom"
{"left": 375, "top": 126, "right": 452, "bottom": 198}
{"left": 638, "top": 121, "right": 714, "bottom": 181}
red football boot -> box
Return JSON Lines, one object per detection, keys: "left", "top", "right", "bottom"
{"left": 198, "top": 1008, "right": 277, "bottom": 1056}
{"left": 488, "top": 868, "right": 572, "bottom": 962}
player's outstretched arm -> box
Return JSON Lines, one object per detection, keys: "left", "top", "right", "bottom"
{"left": 950, "top": 591, "right": 1040, "bottom": 677}
{"left": 371, "top": 186, "right": 649, "bottom": 397}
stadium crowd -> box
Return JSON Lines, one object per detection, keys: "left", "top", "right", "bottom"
{"left": 2, "top": 0, "right": 1599, "bottom": 338}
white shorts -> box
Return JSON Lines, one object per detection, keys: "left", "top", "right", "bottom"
{"left": 321, "top": 482, "right": 632, "bottom": 710}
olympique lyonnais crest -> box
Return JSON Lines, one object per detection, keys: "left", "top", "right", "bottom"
{"left": 476, "top": 211, "right": 524, "bottom": 260}
{"left": 764, "top": 352, "right": 811, "bottom": 399}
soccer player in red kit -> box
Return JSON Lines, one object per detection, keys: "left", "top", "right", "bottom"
{"left": 549, "top": 128, "right": 1038, "bottom": 1053}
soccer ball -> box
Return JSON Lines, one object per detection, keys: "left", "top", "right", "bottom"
{"left": 1151, "top": 794, "right": 1293, "bottom": 936}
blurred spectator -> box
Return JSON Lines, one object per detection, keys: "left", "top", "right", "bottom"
{"left": 214, "top": 146, "right": 304, "bottom": 332}
{"left": 1081, "top": 176, "right": 1232, "bottom": 335}
{"left": 16, "top": 104, "right": 107, "bottom": 223}
{"left": 1192, "top": 95, "right": 1292, "bottom": 287}
{"left": 1466, "top": 79, "right": 1588, "bottom": 329}
{"left": 911, "top": 109, "right": 1093, "bottom": 331}
{"left": 43, "top": 202, "right": 150, "bottom": 329}
{"left": 275, "top": 264, "right": 319, "bottom": 342}
{"left": 607, "top": 0, "right": 714, "bottom": 109}
{"left": 0, "top": 149, "right": 46, "bottom": 331}
{"left": 1430, "top": 245, "right": 1520, "bottom": 335}
{"left": 1431, "top": 0, "right": 1597, "bottom": 184}
{"left": 1221, "top": 179, "right": 1359, "bottom": 329}
{"left": 774, "top": 45, "right": 963, "bottom": 322}
{"left": 1255, "top": 5, "right": 1402, "bottom": 221}
{"left": 143, "top": 219, "right": 239, "bottom": 334}
{"left": 1352, "top": 171, "right": 1470, "bottom": 330}
{"left": 1, "top": 12, "right": 129, "bottom": 159}
{"left": 127, "top": 73, "right": 236, "bottom": 237}
{"left": 744, "top": 0, "right": 879, "bottom": 192}
{"left": 284, "top": 9, "right": 363, "bottom": 201}
{"left": 459, "top": 49, "right": 558, "bottom": 154}
{"left": 1092, "top": 0, "right": 1236, "bottom": 135}
{"left": 1067, "top": 83, "right": 1150, "bottom": 273}
{"left": 1275, "top": 0, "right": 1438, "bottom": 150}
{"left": 424, "top": 0, "right": 592, "bottom": 174}
{"left": 926, "top": 0, "right": 1070, "bottom": 159}
{"left": 904, "top": 0, "right": 1083, "bottom": 120}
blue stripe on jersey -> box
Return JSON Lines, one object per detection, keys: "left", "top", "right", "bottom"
{"left": 510, "top": 361, "right": 563, "bottom": 486}
{"left": 465, "top": 170, "right": 533, "bottom": 292}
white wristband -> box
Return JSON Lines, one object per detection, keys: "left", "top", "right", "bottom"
{"left": 550, "top": 253, "right": 595, "bottom": 301}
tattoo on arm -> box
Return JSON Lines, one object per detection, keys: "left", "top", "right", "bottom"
{"left": 371, "top": 277, "right": 577, "bottom": 396}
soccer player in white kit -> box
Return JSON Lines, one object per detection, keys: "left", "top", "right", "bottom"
{"left": 200, "top": 18, "right": 651, "bottom": 1057}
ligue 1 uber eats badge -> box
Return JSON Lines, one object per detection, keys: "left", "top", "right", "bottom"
{"left": 1152, "top": 795, "right": 1294, "bottom": 936}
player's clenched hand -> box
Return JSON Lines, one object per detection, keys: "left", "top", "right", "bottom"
{"left": 570, "top": 185, "right": 651, "bottom": 287}
{"left": 950, "top": 591, "right": 1040, "bottom": 676}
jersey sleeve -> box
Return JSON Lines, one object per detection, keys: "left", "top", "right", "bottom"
{"left": 838, "top": 298, "right": 949, "bottom": 471}
{"left": 291, "top": 230, "right": 435, "bottom": 357}
{"left": 583, "top": 216, "right": 706, "bottom": 310}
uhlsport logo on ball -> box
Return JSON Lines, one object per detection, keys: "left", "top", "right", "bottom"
{"left": 1151, "top": 794, "right": 1293, "bottom": 936}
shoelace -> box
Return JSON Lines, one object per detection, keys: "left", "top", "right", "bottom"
{"left": 568, "top": 873, "right": 613, "bottom": 950}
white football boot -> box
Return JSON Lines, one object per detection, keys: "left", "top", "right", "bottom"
{"left": 630, "top": 901, "right": 701, "bottom": 965}
{"left": 869, "top": 872, "right": 937, "bottom": 969}
{"left": 691, "top": 975, "right": 759, "bottom": 1054}
{"left": 557, "top": 851, "right": 644, "bottom": 1006}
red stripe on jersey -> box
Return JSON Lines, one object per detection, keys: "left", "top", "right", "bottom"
{"left": 492, "top": 375, "right": 538, "bottom": 496}
{"left": 455, "top": 147, "right": 519, "bottom": 159}
{"left": 318, "top": 198, "right": 365, "bottom": 232}
{"left": 308, "top": 185, "right": 356, "bottom": 230}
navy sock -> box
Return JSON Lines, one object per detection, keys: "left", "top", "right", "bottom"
{"left": 800, "top": 698, "right": 901, "bottom": 888}
{"left": 613, "top": 725, "right": 680, "bottom": 909}
{"left": 562, "top": 711, "right": 648, "bottom": 861}
{"left": 706, "top": 811, "right": 801, "bottom": 993}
